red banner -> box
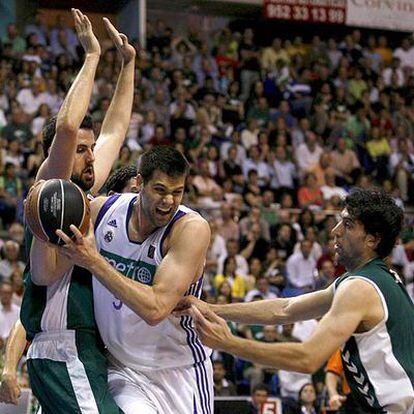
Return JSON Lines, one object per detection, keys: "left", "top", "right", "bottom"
{"left": 264, "top": 0, "right": 346, "bottom": 25}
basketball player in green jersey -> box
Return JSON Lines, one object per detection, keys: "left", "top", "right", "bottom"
{"left": 0, "top": 10, "right": 134, "bottom": 412}
{"left": 180, "top": 189, "right": 414, "bottom": 413}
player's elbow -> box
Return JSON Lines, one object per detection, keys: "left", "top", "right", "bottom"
{"left": 144, "top": 309, "right": 168, "bottom": 326}
{"left": 299, "top": 348, "right": 324, "bottom": 374}
{"left": 55, "top": 120, "right": 78, "bottom": 138}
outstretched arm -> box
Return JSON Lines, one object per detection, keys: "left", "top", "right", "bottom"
{"left": 0, "top": 320, "right": 26, "bottom": 404}
{"left": 176, "top": 286, "right": 334, "bottom": 325}
{"left": 190, "top": 279, "right": 380, "bottom": 373}
{"left": 36, "top": 8, "right": 100, "bottom": 181}
{"left": 91, "top": 18, "right": 136, "bottom": 194}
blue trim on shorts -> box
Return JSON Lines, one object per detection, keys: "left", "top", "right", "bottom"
{"left": 94, "top": 193, "right": 121, "bottom": 231}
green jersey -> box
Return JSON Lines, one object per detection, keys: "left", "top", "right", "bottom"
{"left": 335, "top": 258, "right": 414, "bottom": 413}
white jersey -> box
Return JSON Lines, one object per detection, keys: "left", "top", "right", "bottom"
{"left": 93, "top": 193, "right": 210, "bottom": 371}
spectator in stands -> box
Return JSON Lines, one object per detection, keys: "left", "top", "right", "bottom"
{"left": 214, "top": 256, "right": 246, "bottom": 301}
{"left": 213, "top": 360, "right": 237, "bottom": 396}
{"left": 16, "top": 77, "right": 47, "bottom": 117}
{"left": 0, "top": 163, "right": 22, "bottom": 227}
{"left": 320, "top": 167, "right": 349, "bottom": 203}
{"left": 2, "top": 106, "right": 33, "bottom": 144}
{"left": 192, "top": 158, "right": 222, "bottom": 207}
{"left": 245, "top": 276, "right": 278, "bottom": 302}
{"left": 2, "top": 24, "right": 26, "bottom": 55}
{"left": 296, "top": 383, "right": 318, "bottom": 414}
{"left": 241, "top": 118, "right": 259, "bottom": 150}
{"left": 314, "top": 259, "right": 336, "bottom": 290}
{"left": 269, "top": 146, "right": 296, "bottom": 202}
{"left": 297, "top": 172, "right": 323, "bottom": 209}
{"left": 243, "top": 146, "right": 270, "bottom": 189}
{"left": 389, "top": 138, "right": 414, "bottom": 202}
{"left": 286, "top": 239, "right": 317, "bottom": 293}
{"left": 0, "top": 281, "right": 20, "bottom": 346}
{"left": 294, "top": 131, "right": 323, "bottom": 176}
{"left": 240, "top": 223, "right": 270, "bottom": 262}
{"left": 0, "top": 241, "right": 24, "bottom": 282}
{"left": 218, "top": 238, "right": 248, "bottom": 277}
{"left": 330, "top": 137, "right": 361, "bottom": 186}
{"left": 248, "top": 383, "right": 270, "bottom": 414}
{"left": 272, "top": 222, "right": 296, "bottom": 261}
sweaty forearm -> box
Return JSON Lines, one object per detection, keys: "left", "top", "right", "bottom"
{"left": 211, "top": 298, "right": 290, "bottom": 325}
{"left": 90, "top": 256, "right": 161, "bottom": 325}
{"left": 2, "top": 320, "right": 26, "bottom": 377}
{"left": 224, "top": 336, "right": 313, "bottom": 373}
{"left": 56, "top": 54, "right": 100, "bottom": 133}
{"left": 99, "top": 60, "right": 134, "bottom": 138}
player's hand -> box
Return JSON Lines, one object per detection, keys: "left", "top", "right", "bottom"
{"left": 174, "top": 295, "right": 210, "bottom": 316}
{"left": 329, "top": 394, "right": 347, "bottom": 410}
{"left": 103, "top": 17, "right": 135, "bottom": 64}
{"left": 72, "top": 8, "right": 101, "bottom": 56}
{"left": 190, "top": 305, "right": 233, "bottom": 350}
{"left": 0, "top": 373, "right": 21, "bottom": 405}
{"left": 56, "top": 220, "right": 99, "bottom": 269}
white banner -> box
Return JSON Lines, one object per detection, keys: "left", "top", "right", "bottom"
{"left": 346, "top": 0, "right": 414, "bottom": 32}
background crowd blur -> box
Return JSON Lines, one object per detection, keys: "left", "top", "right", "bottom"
{"left": 1, "top": 8, "right": 414, "bottom": 413}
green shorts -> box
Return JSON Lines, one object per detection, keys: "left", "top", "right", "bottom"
{"left": 27, "top": 330, "right": 123, "bottom": 414}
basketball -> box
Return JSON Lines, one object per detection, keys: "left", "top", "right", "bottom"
{"left": 24, "top": 179, "right": 90, "bottom": 245}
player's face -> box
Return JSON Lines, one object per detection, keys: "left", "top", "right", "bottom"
{"left": 71, "top": 129, "right": 96, "bottom": 191}
{"left": 141, "top": 171, "right": 185, "bottom": 228}
{"left": 331, "top": 208, "right": 369, "bottom": 270}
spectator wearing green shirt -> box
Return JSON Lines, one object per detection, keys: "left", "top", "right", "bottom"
{"left": 2, "top": 24, "right": 26, "bottom": 56}
{"left": 0, "top": 163, "right": 22, "bottom": 227}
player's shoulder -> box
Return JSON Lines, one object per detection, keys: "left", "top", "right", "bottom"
{"left": 171, "top": 206, "right": 210, "bottom": 237}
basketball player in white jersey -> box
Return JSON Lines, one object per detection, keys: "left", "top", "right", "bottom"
{"left": 0, "top": 11, "right": 135, "bottom": 409}
{"left": 36, "top": 145, "right": 213, "bottom": 414}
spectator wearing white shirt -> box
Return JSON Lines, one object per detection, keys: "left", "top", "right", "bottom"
{"left": 0, "top": 281, "right": 20, "bottom": 344}
{"left": 320, "top": 167, "right": 348, "bottom": 202}
{"left": 242, "top": 145, "right": 270, "bottom": 188}
{"left": 382, "top": 57, "right": 404, "bottom": 86}
{"left": 294, "top": 131, "right": 323, "bottom": 176}
{"left": 286, "top": 239, "right": 317, "bottom": 290}
{"left": 269, "top": 146, "right": 296, "bottom": 199}
{"left": 389, "top": 138, "right": 414, "bottom": 202}
{"left": 244, "top": 276, "right": 279, "bottom": 302}
{"left": 16, "top": 78, "right": 47, "bottom": 117}
{"left": 241, "top": 118, "right": 259, "bottom": 150}
{"left": 393, "top": 38, "right": 414, "bottom": 70}
{"left": 220, "top": 130, "right": 247, "bottom": 166}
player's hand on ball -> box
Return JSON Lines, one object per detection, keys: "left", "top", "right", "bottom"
{"left": 56, "top": 220, "right": 99, "bottom": 269}
{"left": 72, "top": 8, "right": 101, "bottom": 56}
{"left": 190, "top": 305, "right": 233, "bottom": 350}
{"left": 103, "top": 17, "right": 135, "bottom": 64}
{"left": 0, "top": 373, "right": 21, "bottom": 405}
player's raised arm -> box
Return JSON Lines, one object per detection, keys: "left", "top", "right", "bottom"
{"left": 91, "top": 18, "right": 135, "bottom": 195}
{"left": 36, "top": 8, "right": 100, "bottom": 181}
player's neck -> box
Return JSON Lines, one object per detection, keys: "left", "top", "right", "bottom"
{"left": 129, "top": 196, "right": 156, "bottom": 242}
{"left": 348, "top": 253, "right": 378, "bottom": 272}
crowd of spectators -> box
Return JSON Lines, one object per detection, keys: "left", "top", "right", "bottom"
{"left": 1, "top": 10, "right": 414, "bottom": 413}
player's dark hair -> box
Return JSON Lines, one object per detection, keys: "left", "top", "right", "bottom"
{"left": 42, "top": 114, "right": 94, "bottom": 158}
{"left": 252, "top": 383, "right": 269, "bottom": 394}
{"left": 138, "top": 145, "right": 189, "bottom": 184}
{"left": 344, "top": 188, "right": 403, "bottom": 258}
{"left": 105, "top": 165, "right": 138, "bottom": 195}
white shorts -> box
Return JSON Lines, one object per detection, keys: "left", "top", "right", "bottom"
{"left": 107, "top": 356, "right": 214, "bottom": 414}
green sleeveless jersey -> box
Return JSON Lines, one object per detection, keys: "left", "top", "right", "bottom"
{"left": 334, "top": 258, "right": 414, "bottom": 413}
{"left": 20, "top": 228, "right": 97, "bottom": 341}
